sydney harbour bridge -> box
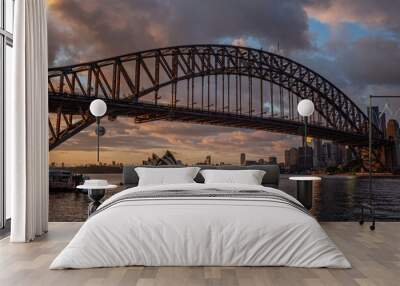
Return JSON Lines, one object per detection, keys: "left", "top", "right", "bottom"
{"left": 47, "top": 44, "right": 391, "bottom": 167}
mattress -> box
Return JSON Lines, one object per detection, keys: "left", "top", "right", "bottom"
{"left": 50, "top": 183, "right": 351, "bottom": 269}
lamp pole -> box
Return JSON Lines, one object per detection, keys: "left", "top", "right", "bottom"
{"left": 304, "top": 116, "right": 307, "bottom": 148}
{"left": 96, "top": 117, "right": 100, "bottom": 162}
{"left": 304, "top": 116, "right": 308, "bottom": 170}
{"left": 297, "top": 99, "right": 315, "bottom": 172}
{"left": 368, "top": 95, "right": 372, "bottom": 202}
{"left": 89, "top": 99, "right": 107, "bottom": 163}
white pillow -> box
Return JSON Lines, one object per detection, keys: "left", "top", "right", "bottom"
{"left": 200, "top": 169, "right": 265, "bottom": 185}
{"left": 135, "top": 167, "right": 200, "bottom": 186}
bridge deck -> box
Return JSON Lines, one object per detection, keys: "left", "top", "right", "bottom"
{"left": 50, "top": 94, "right": 378, "bottom": 147}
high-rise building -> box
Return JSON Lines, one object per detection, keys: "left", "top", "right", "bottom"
{"left": 240, "top": 153, "right": 246, "bottom": 165}
{"left": 380, "top": 112, "right": 387, "bottom": 137}
{"left": 313, "top": 138, "right": 323, "bottom": 169}
{"left": 331, "top": 143, "right": 340, "bottom": 165}
{"left": 205, "top": 155, "right": 211, "bottom": 165}
{"left": 368, "top": 106, "right": 380, "bottom": 129}
{"left": 336, "top": 144, "right": 348, "bottom": 165}
{"left": 368, "top": 106, "right": 386, "bottom": 135}
{"left": 284, "top": 150, "right": 290, "bottom": 167}
{"left": 321, "top": 142, "right": 329, "bottom": 165}
{"left": 285, "top": 147, "right": 299, "bottom": 172}
{"left": 387, "top": 119, "right": 400, "bottom": 139}
{"left": 322, "top": 142, "right": 336, "bottom": 167}
{"left": 268, "top": 156, "right": 277, "bottom": 165}
{"left": 320, "top": 142, "right": 347, "bottom": 166}
{"left": 298, "top": 146, "right": 313, "bottom": 171}
{"left": 344, "top": 146, "right": 353, "bottom": 164}
{"left": 387, "top": 119, "right": 400, "bottom": 167}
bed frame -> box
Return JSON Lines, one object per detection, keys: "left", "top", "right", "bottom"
{"left": 122, "top": 165, "right": 280, "bottom": 188}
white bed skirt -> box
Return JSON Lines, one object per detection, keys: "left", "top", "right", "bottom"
{"left": 50, "top": 183, "right": 351, "bottom": 269}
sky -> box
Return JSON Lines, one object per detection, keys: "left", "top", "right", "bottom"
{"left": 47, "top": 0, "right": 400, "bottom": 166}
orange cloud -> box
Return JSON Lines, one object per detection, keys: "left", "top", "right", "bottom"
{"left": 305, "top": 1, "right": 396, "bottom": 28}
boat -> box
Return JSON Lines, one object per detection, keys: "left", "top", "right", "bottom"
{"left": 49, "top": 169, "right": 85, "bottom": 191}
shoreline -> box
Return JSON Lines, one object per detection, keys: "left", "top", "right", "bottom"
{"left": 284, "top": 173, "right": 400, "bottom": 178}
{"left": 319, "top": 173, "right": 400, "bottom": 178}
{"left": 53, "top": 168, "right": 400, "bottom": 178}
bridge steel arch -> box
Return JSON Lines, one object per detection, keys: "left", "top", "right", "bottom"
{"left": 48, "top": 44, "right": 384, "bottom": 150}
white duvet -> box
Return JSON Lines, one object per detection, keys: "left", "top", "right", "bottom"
{"left": 50, "top": 183, "right": 351, "bottom": 269}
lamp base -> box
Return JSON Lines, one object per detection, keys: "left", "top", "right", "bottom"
{"left": 296, "top": 181, "right": 313, "bottom": 210}
{"left": 87, "top": 189, "right": 105, "bottom": 216}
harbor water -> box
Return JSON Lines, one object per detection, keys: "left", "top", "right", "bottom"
{"left": 49, "top": 173, "right": 400, "bottom": 222}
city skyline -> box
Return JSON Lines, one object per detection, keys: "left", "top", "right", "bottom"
{"left": 49, "top": 105, "right": 400, "bottom": 166}
{"left": 50, "top": 147, "right": 283, "bottom": 167}
{"left": 47, "top": 0, "right": 400, "bottom": 165}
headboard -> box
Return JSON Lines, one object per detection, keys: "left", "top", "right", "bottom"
{"left": 122, "top": 165, "right": 280, "bottom": 188}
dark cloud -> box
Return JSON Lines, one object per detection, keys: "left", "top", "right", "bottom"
{"left": 303, "top": 0, "right": 400, "bottom": 91}
{"left": 291, "top": 36, "right": 400, "bottom": 109}
{"left": 47, "top": 0, "right": 311, "bottom": 66}
{"left": 291, "top": 51, "right": 348, "bottom": 88}
{"left": 337, "top": 37, "right": 400, "bottom": 86}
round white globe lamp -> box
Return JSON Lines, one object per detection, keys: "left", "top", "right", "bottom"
{"left": 297, "top": 99, "right": 315, "bottom": 172}
{"left": 89, "top": 99, "right": 107, "bottom": 163}
{"left": 90, "top": 99, "right": 107, "bottom": 117}
{"left": 297, "top": 99, "right": 315, "bottom": 117}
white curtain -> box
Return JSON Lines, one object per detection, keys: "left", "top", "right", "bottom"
{"left": 8, "top": 0, "right": 48, "bottom": 242}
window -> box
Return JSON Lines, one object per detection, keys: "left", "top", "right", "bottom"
{"left": 1, "top": 0, "right": 14, "bottom": 229}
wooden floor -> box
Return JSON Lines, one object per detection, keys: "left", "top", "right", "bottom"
{"left": 0, "top": 222, "right": 399, "bottom": 286}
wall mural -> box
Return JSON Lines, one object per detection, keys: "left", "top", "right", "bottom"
{"left": 46, "top": 0, "right": 400, "bottom": 222}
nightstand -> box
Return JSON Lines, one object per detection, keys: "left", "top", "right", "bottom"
{"left": 77, "top": 180, "right": 117, "bottom": 216}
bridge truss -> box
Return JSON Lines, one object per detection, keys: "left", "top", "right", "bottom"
{"left": 48, "top": 44, "right": 385, "bottom": 150}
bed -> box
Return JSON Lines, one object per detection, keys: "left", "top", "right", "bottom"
{"left": 50, "top": 166, "right": 350, "bottom": 269}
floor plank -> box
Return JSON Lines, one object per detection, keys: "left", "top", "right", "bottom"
{"left": 0, "top": 222, "right": 399, "bottom": 286}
